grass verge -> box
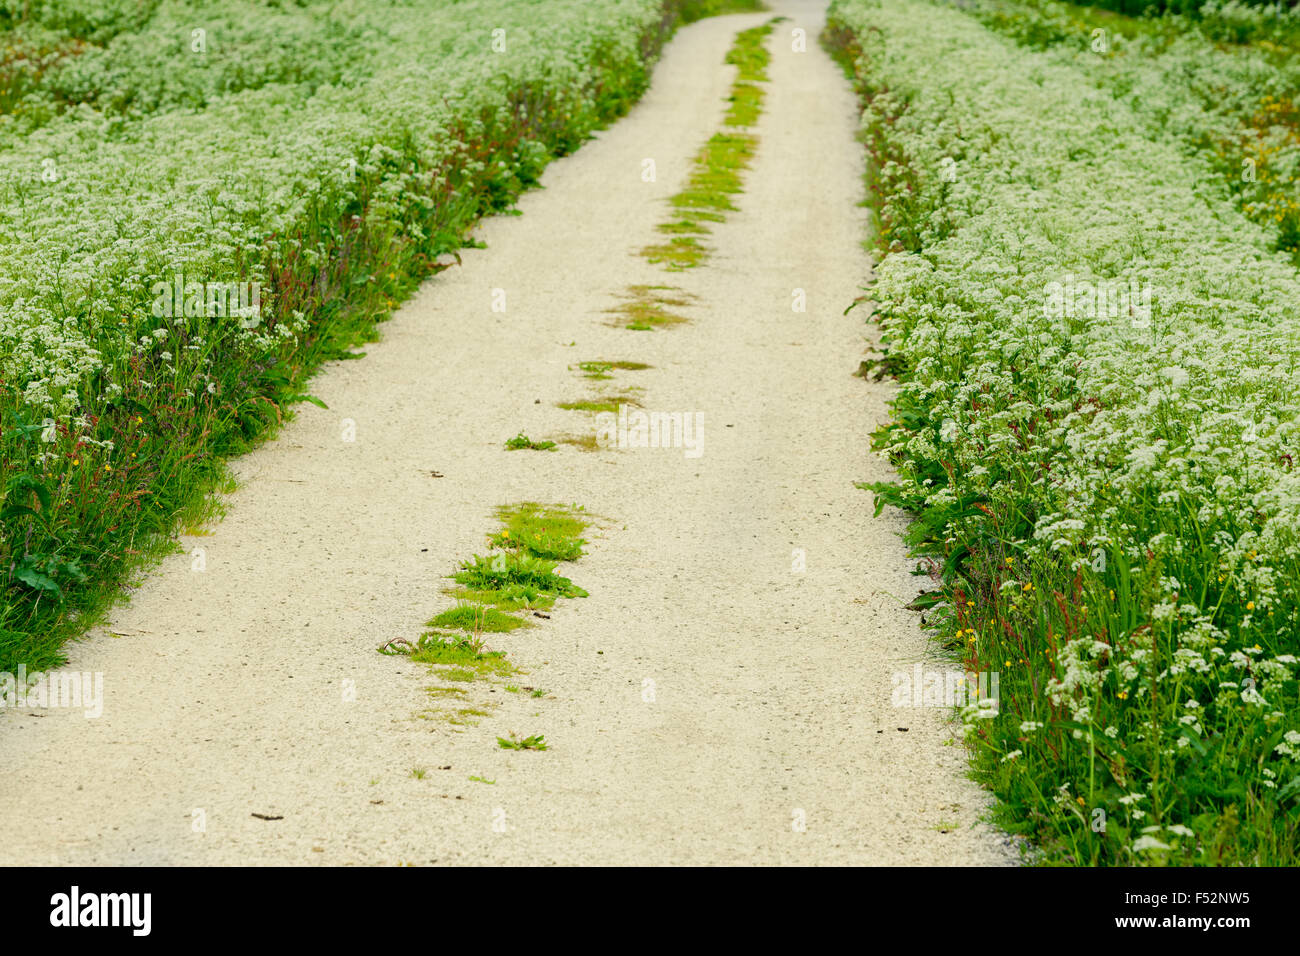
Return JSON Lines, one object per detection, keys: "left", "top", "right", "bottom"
{"left": 826, "top": 0, "right": 1300, "bottom": 865}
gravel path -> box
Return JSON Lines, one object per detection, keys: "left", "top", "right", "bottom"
{"left": 0, "top": 0, "right": 1016, "bottom": 866}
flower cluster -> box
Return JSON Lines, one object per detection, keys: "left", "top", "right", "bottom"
{"left": 959, "top": 0, "right": 1300, "bottom": 257}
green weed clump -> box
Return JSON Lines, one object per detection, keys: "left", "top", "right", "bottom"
{"left": 428, "top": 604, "right": 530, "bottom": 634}
{"left": 385, "top": 503, "right": 592, "bottom": 720}
{"left": 640, "top": 20, "right": 776, "bottom": 270}
{"left": 604, "top": 286, "right": 694, "bottom": 330}
{"left": 577, "top": 360, "right": 652, "bottom": 379}
{"left": 453, "top": 553, "right": 588, "bottom": 600}
{"left": 557, "top": 395, "right": 641, "bottom": 415}
{"left": 410, "top": 633, "right": 516, "bottom": 682}
{"left": 487, "top": 502, "right": 589, "bottom": 562}
{"left": 505, "top": 434, "right": 557, "bottom": 451}
{"left": 446, "top": 585, "right": 558, "bottom": 613}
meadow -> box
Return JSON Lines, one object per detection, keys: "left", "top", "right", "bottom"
{"left": 961, "top": 0, "right": 1300, "bottom": 259}
{"left": 827, "top": 0, "right": 1300, "bottom": 863}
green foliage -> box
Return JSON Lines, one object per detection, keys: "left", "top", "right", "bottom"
{"left": 504, "top": 433, "right": 557, "bottom": 451}
{"left": 428, "top": 603, "right": 531, "bottom": 634}
{"left": 677, "top": 0, "right": 767, "bottom": 24}
{"left": 957, "top": 0, "right": 1300, "bottom": 263}
{"left": 488, "top": 502, "right": 589, "bottom": 562}
{"left": 453, "top": 552, "right": 588, "bottom": 600}
{"left": 410, "top": 632, "right": 517, "bottom": 680}
{"left": 576, "top": 359, "right": 651, "bottom": 379}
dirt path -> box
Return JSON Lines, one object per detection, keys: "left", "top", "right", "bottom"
{"left": 0, "top": 0, "right": 1015, "bottom": 866}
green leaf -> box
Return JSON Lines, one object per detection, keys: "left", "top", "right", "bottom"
{"left": 6, "top": 473, "right": 51, "bottom": 512}
{"left": 904, "top": 590, "right": 945, "bottom": 611}
{"left": 1, "top": 504, "right": 42, "bottom": 524}
{"left": 14, "top": 565, "right": 60, "bottom": 594}
{"left": 1278, "top": 775, "right": 1300, "bottom": 803}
